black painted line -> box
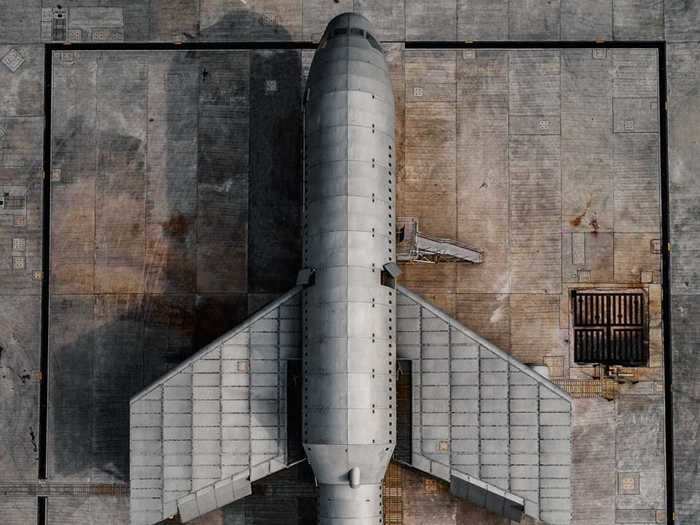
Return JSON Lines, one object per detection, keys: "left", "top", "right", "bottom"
{"left": 404, "top": 39, "right": 664, "bottom": 49}
{"left": 45, "top": 39, "right": 666, "bottom": 51}
{"left": 657, "top": 43, "right": 675, "bottom": 525}
{"left": 39, "top": 46, "right": 52, "bottom": 484}
{"left": 46, "top": 41, "right": 318, "bottom": 51}
{"left": 37, "top": 496, "right": 47, "bottom": 525}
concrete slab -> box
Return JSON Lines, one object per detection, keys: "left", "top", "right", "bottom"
{"left": 48, "top": 294, "right": 96, "bottom": 480}
{"left": 47, "top": 495, "right": 129, "bottom": 524}
{"left": 613, "top": 0, "right": 664, "bottom": 40}
{"left": 671, "top": 294, "right": 700, "bottom": 523}
{"left": 510, "top": 294, "right": 562, "bottom": 365}
{"left": 668, "top": 44, "right": 700, "bottom": 296}
{"left": 0, "top": 296, "right": 40, "bottom": 480}
{"left": 46, "top": 50, "right": 298, "bottom": 504}
{"left": 0, "top": 496, "right": 37, "bottom": 524}
{"left": 612, "top": 133, "right": 661, "bottom": 233}
{"left": 665, "top": 0, "right": 700, "bottom": 42}
{"left": 196, "top": 51, "right": 249, "bottom": 294}
{"left": 0, "top": 1, "right": 41, "bottom": 43}
{"left": 400, "top": 262, "right": 458, "bottom": 296}
{"left": 0, "top": 1, "right": 688, "bottom": 44}
{"left": 404, "top": 50, "right": 457, "bottom": 239}
{"left": 509, "top": 0, "right": 561, "bottom": 40}
{"left": 670, "top": 295, "right": 700, "bottom": 401}
{"left": 457, "top": 0, "right": 508, "bottom": 41}
{"left": 142, "top": 294, "right": 196, "bottom": 385}
{"left": 561, "top": 0, "right": 612, "bottom": 40}
{"left": 149, "top": 0, "right": 199, "bottom": 41}
{"left": 0, "top": 45, "right": 43, "bottom": 117}
{"left": 0, "top": 178, "right": 42, "bottom": 295}
{"left": 612, "top": 48, "right": 658, "bottom": 99}
{"left": 509, "top": 52, "right": 561, "bottom": 294}
{"left": 509, "top": 133, "right": 562, "bottom": 294}
{"left": 406, "top": 0, "right": 457, "bottom": 41}
{"left": 613, "top": 233, "right": 661, "bottom": 284}
{"left": 671, "top": 387, "right": 700, "bottom": 525}
{"left": 302, "top": 0, "right": 353, "bottom": 41}
{"left": 562, "top": 232, "right": 615, "bottom": 283}
{"left": 613, "top": 97, "right": 659, "bottom": 133}
{"left": 94, "top": 55, "right": 148, "bottom": 295}
{"left": 250, "top": 0, "right": 302, "bottom": 41}
{"left": 455, "top": 293, "right": 511, "bottom": 351}
{"left": 51, "top": 52, "right": 96, "bottom": 294}
{"left": 456, "top": 50, "right": 509, "bottom": 294}
{"left": 616, "top": 394, "right": 665, "bottom": 471}
{"left": 247, "top": 50, "right": 302, "bottom": 294}
{"left": 144, "top": 52, "right": 198, "bottom": 294}
{"left": 0, "top": 35, "right": 44, "bottom": 498}
{"left": 572, "top": 398, "right": 616, "bottom": 524}
{"left": 354, "top": 0, "right": 406, "bottom": 41}
{"left": 199, "top": 0, "right": 253, "bottom": 41}
{"left": 0, "top": 116, "right": 43, "bottom": 172}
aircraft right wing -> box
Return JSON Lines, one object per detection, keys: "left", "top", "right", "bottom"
{"left": 396, "top": 285, "right": 573, "bottom": 525}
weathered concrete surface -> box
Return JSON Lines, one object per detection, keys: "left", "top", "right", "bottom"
{"left": 0, "top": 1, "right": 692, "bottom": 43}
{"left": 561, "top": 0, "right": 612, "bottom": 41}
{"left": 398, "top": 47, "right": 666, "bottom": 524}
{"left": 44, "top": 49, "right": 301, "bottom": 525}
{"left": 47, "top": 495, "right": 129, "bottom": 525}
{"left": 613, "top": 0, "right": 664, "bottom": 40}
{"left": 0, "top": 296, "right": 40, "bottom": 480}
{"left": 0, "top": 495, "right": 37, "bottom": 525}
{"left": 669, "top": 295, "right": 700, "bottom": 523}
{"left": 666, "top": 0, "right": 700, "bottom": 42}
{"left": 572, "top": 398, "right": 616, "bottom": 524}
{"left": 668, "top": 42, "right": 700, "bottom": 524}
{"left": 0, "top": 42, "right": 43, "bottom": 487}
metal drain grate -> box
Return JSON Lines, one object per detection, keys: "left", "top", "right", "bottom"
{"left": 552, "top": 379, "right": 617, "bottom": 400}
{"left": 394, "top": 360, "right": 412, "bottom": 464}
{"left": 383, "top": 462, "right": 403, "bottom": 524}
{"left": 572, "top": 291, "right": 648, "bottom": 366}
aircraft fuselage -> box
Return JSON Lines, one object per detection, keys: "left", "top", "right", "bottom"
{"left": 302, "top": 13, "right": 397, "bottom": 524}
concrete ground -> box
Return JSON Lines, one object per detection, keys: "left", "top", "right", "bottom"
{"left": 395, "top": 46, "right": 666, "bottom": 525}
{"left": 0, "top": 2, "right": 698, "bottom": 525}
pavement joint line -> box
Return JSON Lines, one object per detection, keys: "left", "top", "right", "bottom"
{"left": 2, "top": 481, "right": 129, "bottom": 497}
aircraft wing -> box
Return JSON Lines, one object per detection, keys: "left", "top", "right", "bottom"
{"left": 396, "top": 285, "right": 573, "bottom": 525}
{"left": 129, "top": 287, "right": 303, "bottom": 525}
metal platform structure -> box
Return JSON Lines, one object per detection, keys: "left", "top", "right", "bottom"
{"left": 397, "top": 218, "right": 482, "bottom": 264}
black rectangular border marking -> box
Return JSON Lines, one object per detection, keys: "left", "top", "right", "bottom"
{"left": 37, "top": 496, "right": 47, "bottom": 525}
{"left": 38, "top": 39, "right": 673, "bottom": 525}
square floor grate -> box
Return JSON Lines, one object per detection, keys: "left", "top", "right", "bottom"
{"left": 572, "top": 291, "right": 648, "bottom": 366}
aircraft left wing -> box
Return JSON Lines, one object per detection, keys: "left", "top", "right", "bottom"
{"left": 129, "top": 287, "right": 303, "bottom": 525}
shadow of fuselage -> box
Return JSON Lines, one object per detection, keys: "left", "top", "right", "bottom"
{"left": 49, "top": 8, "right": 309, "bottom": 522}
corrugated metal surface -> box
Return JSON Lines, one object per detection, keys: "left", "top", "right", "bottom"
{"left": 396, "top": 285, "right": 573, "bottom": 525}
{"left": 129, "top": 287, "right": 302, "bottom": 525}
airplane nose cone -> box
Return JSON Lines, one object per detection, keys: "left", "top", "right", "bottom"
{"left": 324, "top": 12, "right": 372, "bottom": 33}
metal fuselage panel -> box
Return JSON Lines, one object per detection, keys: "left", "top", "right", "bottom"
{"left": 302, "top": 13, "right": 396, "bottom": 524}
